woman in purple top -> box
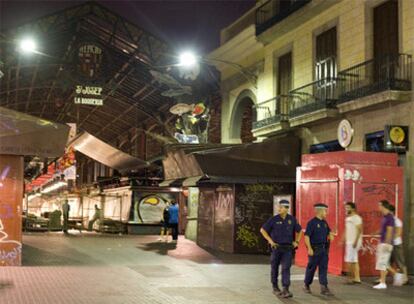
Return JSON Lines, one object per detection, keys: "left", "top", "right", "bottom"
{"left": 374, "top": 200, "right": 395, "bottom": 290}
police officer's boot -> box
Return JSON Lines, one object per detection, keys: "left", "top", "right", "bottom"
{"left": 280, "top": 287, "right": 293, "bottom": 298}
{"left": 320, "top": 285, "right": 334, "bottom": 296}
{"left": 272, "top": 285, "right": 281, "bottom": 294}
{"left": 303, "top": 285, "right": 311, "bottom": 294}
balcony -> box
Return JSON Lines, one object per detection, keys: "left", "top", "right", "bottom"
{"left": 256, "top": 0, "right": 311, "bottom": 36}
{"left": 252, "top": 96, "right": 289, "bottom": 135}
{"left": 337, "top": 54, "right": 412, "bottom": 112}
{"left": 288, "top": 78, "right": 338, "bottom": 126}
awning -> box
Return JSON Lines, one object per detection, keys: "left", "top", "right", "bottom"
{"left": 182, "top": 175, "right": 204, "bottom": 187}
{"left": 158, "top": 178, "right": 185, "bottom": 187}
{"left": 69, "top": 132, "right": 149, "bottom": 173}
{"left": 0, "top": 106, "right": 69, "bottom": 157}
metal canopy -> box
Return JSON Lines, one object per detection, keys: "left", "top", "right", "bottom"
{"left": 0, "top": 106, "right": 69, "bottom": 157}
{"left": 69, "top": 131, "right": 148, "bottom": 173}
{"left": 162, "top": 136, "right": 301, "bottom": 184}
{"left": 0, "top": 2, "right": 175, "bottom": 154}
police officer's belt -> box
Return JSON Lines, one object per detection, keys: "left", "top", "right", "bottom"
{"left": 311, "top": 243, "right": 327, "bottom": 255}
{"left": 275, "top": 244, "right": 293, "bottom": 251}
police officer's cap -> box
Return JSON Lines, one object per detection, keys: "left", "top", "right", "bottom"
{"left": 279, "top": 200, "right": 290, "bottom": 208}
{"left": 314, "top": 203, "right": 328, "bottom": 209}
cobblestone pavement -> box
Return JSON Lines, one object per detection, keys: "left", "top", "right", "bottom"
{"left": 0, "top": 232, "right": 412, "bottom": 304}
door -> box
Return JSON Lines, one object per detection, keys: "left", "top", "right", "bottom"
{"left": 197, "top": 189, "right": 215, "bottom": 249}
{"left": 296, "top": 180, "right": 342, "bottom": 274}
{"left": 315, "top": 27, "right": 337, "bottom": 103}
{"left": 214, "top": 189, "right": 234, "bottom": 252}
{"left": 278, "top": 52, "right": 292, "bottom": 118}
{"left": 374, "top": 0, "right": 399, "bottom": 82}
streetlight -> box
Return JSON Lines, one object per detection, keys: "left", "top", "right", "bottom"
{"left": 178, "top": 51, "right": 197, "bottom": 68}
{"left": 177, "top": 51, "right": 257, "bottom": 87}
{"left": 19, "top": 37, "right": 37, "bottom": 54}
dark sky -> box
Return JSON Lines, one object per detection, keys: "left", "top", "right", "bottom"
{"left": 0, "top": 0, "right": 256, "bottom": 54}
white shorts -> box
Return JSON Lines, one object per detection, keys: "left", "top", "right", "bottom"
{"left": 345, "top": 244, "right": 360, "bottom": 263}
{"left": 375, "top": 243, "right": 393, "bottom": 271}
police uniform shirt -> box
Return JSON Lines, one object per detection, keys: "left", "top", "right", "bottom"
{"left": 305, "top": 217, "right": 331, "bottom": 245}
{"left": 262, "top": 214, "right": 301, "bottom": 245}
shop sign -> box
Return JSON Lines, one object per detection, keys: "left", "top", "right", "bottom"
{"left": 384, "top": 125, "right": 409, "bottom": 152}
{"left": 337, "top": 119, "right": 353, "bottom": 148}
{"left": 74, "top": 85, "right": 103, "bottom": 106}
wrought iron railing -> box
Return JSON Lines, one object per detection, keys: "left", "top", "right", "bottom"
{"left": 288, "top": 77, "right": 338, "bottom": 118}
{"left": 337, "top": 53, "right": 412, "bottom": 103}
{"left": 252, "top": 95, "right": 289, "bottom": 130}
{"left": 256, "top": 0, "right": 311, "bottom": 35}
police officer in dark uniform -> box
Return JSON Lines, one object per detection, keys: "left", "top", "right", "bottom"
{"left": 260, "top": 200, "right": 302, "bottom": 298}
{"left": 303, "top": 203, "right": 334, "bottom": 296}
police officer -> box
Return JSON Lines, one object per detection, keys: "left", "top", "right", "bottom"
{"left": 260, "top": 200, "right": 302, "bottom": 298}
{"left": 303, "top": 203, "right": 334, "bottom": 296}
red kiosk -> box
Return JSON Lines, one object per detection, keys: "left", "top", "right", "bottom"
{"left": 295, "top": 151, "right": 403, "bottom": 276}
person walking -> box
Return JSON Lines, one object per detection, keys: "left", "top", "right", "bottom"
{"left": 373, "top": 200, "right": 395, "bottom": 290}
{"left": 344, "top": 202, "right": 363, "bottom": 284}
{"left": 168, "top": 200, "right": 179, "bottom": 243}
{"left": 62, "top": 200, "right": 70, "bottom": 234}
{"left": 388, "top": 205, "right": 407, "bottom": 286}
{"left": 260, "top": 200, "right": 302, "bottom": 298}
{"left": 88, "top": 204, "right": 101, "bottom": 231}
{"left": 303, "top": 203, "right": 334, "bottom": 296}
{"left": 158, "top": 202, "right": 170, "bottom": 242}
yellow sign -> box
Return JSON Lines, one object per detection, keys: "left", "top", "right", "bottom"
{"left": 389, "top": 127, "right": 405, "bottom": 144}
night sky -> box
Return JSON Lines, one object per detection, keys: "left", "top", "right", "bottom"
{"left": 0, "top": 0, "right": 256, "bottom": 54}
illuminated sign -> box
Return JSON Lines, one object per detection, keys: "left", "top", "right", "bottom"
{"left": 74, "top": 85, "right": 103, "bottom": 106}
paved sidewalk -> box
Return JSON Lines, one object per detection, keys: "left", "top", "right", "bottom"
{"left": 0, "top": 232, "right": 412, "bottom": 304}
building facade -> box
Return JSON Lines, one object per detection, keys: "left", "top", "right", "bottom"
{"left": 208, "top": 0, "right": 413, "bottom": 271}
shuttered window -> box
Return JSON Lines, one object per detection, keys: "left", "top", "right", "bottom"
{"left": 277, "top": 52, "right": 292, "bottom": 115}
{"left": 374, "top": 0, "right": 398, "bottom": 58}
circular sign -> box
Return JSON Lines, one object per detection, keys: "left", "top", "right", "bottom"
{"left": 337, "top": 119, "right": 353, "bottom": 148}
{"left": 389, "top": 126, "right": 405, "bottom": 144}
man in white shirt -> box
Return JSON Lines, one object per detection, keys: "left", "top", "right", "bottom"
{"left": 344, "top": 202, "right": 362, "bottom": 284}
{"left": 388, "top": 205, "right": 408, "bottom": 286}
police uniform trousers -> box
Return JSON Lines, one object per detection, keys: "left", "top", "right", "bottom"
{"left": 271, "top": 246, "right": 293, "bottom": 288}
{"left": 304, "top": 245, "right": 328, "bottom": 286}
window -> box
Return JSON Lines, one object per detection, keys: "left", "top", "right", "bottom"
{"left": 365, "top": 131, "right": 385, "bottom": 152}
{"left": 310, "top": 140, "right": 344, "bottom": 154}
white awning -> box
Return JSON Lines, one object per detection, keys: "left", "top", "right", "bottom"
{"left": 0, "top": 106, "right": 69, "bottom": 157}
{"left": 182, "top": 175, "right": 204, "bottom": 187}
{"left": 69, "top": 132, "right": 149, "bottom": 172}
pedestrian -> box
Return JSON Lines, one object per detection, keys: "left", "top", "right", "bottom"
{"left": 88, "top": 204, "right": 101, "bottom": 231}
{"left": 260, "top": 200, "right": 302, "bottom": 298}
{"left": 373, "top": 200, "right": 395, "bottom": 290}
{"left": 168, "top": 200, "right": 179, "bottom": 243}
{"left": 387, "top": 205, "right": 407, "bottom": 286}
{"left": 62, "top": 199, "right": 70, "bottom": 234}
{"left": 303, "top": 203, "right": 334, "bottom": 296}
{"left": 158, "top": 202, "right": 170, "bottom": 242}
{"left": 344, "top": 202, "right": 362, "bottom": 284}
